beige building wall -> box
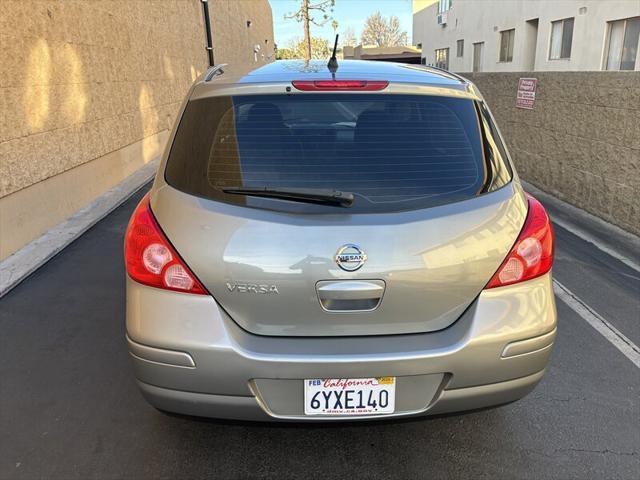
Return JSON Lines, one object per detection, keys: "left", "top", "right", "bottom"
{"left": 0, "top": 0, "right": 274, "bottom": 261}
{"left": 464, "top": 72, "right": 640, "bottom": 235}
{"left": 414, "top": 0, "right": 640, "bottom": 72}
{"left": 211, "top": 0, "right": 275, "bottom": 65}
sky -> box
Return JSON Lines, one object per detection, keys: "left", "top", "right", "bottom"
{"left": 268, "top": 0, "right": 414, "bottom": 48}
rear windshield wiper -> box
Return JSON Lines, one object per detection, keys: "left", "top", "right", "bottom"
{"left": 221, "top": 186, "right": 354, "bottom": 207}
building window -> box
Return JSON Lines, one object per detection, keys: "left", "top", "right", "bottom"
{"left": 605, "top": 16, "right": 640, "bottom": 70}
{"left": 473, "top": 42, "right": 484, "bottom": 72}
{"left": 438, "top": 0, "right": 451, "bottom": 14}
{"left": 435, "top": 48, "right": 449, "bottom": 69}
{"left": 499, "top": 29, "right": 515, "bottom": 62}
{"left": 457, "top": 39, "right": 464, "bottom": 57}
{"left": 549, "top": 17, "right": 574, "bottom": 59}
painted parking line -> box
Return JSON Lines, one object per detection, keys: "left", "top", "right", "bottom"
{"left": 552, "top": 216, "right": 640, "bottom": 273}
{"left": 523, "top": 181, "right": 640, "bottom": 274}
{"left": 554, "top": 280, "right": 640, "bottom": 368}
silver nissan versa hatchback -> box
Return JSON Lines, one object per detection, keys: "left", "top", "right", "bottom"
{"left": 124, "top": 59, "right": 556, "bottom": 421}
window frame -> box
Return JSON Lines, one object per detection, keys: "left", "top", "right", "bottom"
{"left": 499, "top": 29, "right": 515, "bottom": 62}
{"left": 472, "top": 41, "right": 484, "bottom": 72}
{"left": 163, "top": 93, "right": 506, "bottom": 215}
{"left": 434, "top": 47, "right": 450, "bottom": 69}
{"left": 475, "top": 101, "right": 514, "bottom": 193}
{"left": 603, "top": 16, "right": 640, "bottom": 71}
{"left": 457, "top": 39, "right": 464, "bottom": 57}
{"left": 549, "top": 17, "right": 574, "bottom": 60}
{"left": 547, "top": 17, "right": 576, "bottom": 60}
{"left": 438, "top": 0, "right": 451, "bottom": 14}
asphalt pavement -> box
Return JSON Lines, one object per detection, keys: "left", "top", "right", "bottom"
{"left": 1, "top": 186, "right": 638, "bottom": 480}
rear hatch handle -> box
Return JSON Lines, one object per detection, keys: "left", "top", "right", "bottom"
{"left": 316, "top": 280, "right": 385, "bottom": 312}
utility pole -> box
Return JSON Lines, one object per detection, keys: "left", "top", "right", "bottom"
{"left": 201, "top": 0, "right": 215, "bottom": 66}
{"left": 302, "top": 0, "right": 311, "bottom": 62}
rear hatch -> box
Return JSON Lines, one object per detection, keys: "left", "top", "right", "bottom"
{"left": 153, "top": 90, "right": 526, "bottom": 336}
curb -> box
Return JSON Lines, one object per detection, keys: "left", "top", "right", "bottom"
{"left": 523, "top": 181, "right": 640, "bottom": 272}
{"left": 0, "top": 159, "right": 159, "bottom": 298}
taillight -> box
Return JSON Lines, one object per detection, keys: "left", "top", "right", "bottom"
{"left": 124, "top": 194, "right": 207, "bottom": 295}
{"left": 292, "top": 80, "right": 389, "bottom": 91}
{"left": 485, "top": 194, "right": 554, "bottom": 289}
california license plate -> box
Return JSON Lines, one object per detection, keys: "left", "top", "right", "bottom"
{"left": 304, "top": 377, "right": 396, "bottom": 416}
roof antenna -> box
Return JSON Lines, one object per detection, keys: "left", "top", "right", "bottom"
{"left": 327, "top": 34, "right": 339, "bottom": 77}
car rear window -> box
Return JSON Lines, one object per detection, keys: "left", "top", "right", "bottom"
{"left": 165, "top": 93, "right": 510, "bottom": 214}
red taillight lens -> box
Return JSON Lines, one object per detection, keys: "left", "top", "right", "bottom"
{"left": 485, "top": 194, "right": 554, "bottom": 289}
{"left": 124, "top": 194, "right": 207, "bottom": 295}
{"left": 292, "top": 80, "right": 389, "bottom": 91}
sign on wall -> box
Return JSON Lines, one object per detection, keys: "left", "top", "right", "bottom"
{"left": 516, "top": 78, "right": 537, "bottom": 109}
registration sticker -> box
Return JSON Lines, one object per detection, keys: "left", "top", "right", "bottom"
{"left": 304, "top": 377, "right": 396, "bottom": 416}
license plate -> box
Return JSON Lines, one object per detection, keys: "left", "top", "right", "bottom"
{"left": 304, "top": 377, "right": 396, "bottom": 416}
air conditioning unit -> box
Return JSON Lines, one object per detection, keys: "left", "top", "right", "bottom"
{"left": 437, "top": 13, "right": 447, "bottom": 25}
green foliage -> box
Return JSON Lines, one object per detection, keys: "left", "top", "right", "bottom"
{"left": 277, "top": 37, "right": 331, "bottom": 60}
{"left": 275, "top": 48, "right": 295, "bottom": 60}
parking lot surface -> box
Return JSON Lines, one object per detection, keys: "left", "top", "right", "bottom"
{"left": 1, "top": 186, "right": 638, "bottom": 479}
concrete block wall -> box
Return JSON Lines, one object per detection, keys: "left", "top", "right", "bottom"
{"left": 462, "top": 72, "right": 640, "bottom": 235}
{"left": 0, "top": 0, "right": 274, "bottom": 260}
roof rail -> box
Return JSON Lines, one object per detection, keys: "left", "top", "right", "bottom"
{"left": 204, "top": 64, "right": 227, "bottom": 82}
{"left": 421, "top": 64, "right": 467, "bottom": 84}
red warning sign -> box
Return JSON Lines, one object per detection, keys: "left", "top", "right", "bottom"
{"left": 516, "top": 78, "right": 537, "bottom": 110}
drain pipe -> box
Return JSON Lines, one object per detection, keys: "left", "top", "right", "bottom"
{"left": 201, "top": 0, "right": 214, "bottom": 66}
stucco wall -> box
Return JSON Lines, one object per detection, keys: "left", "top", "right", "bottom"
{"left": 463, "top": 72, "right": 640, "bottom": 235}
{"left": 211, "top": 0, "right": 275, "bottom": 65}
{"left": 0, "top": 0, "right": 274, "bottom": 260}
{"left": 413, "top": 0, "right": 640, "bottom": 72}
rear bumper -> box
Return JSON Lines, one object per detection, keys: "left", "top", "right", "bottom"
{"left": 126, "top": 273, "right": 557, "bottom": 421}
{"left": 136, "top": 369, "right": 546, "bottom": 421}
